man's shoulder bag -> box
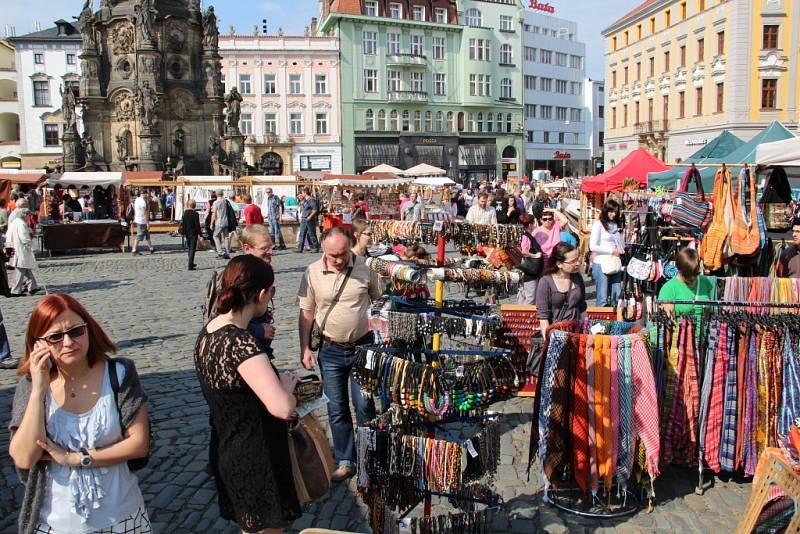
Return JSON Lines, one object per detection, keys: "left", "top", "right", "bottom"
{"left": 308, "top": 263, "right": 353, "bottom": 352}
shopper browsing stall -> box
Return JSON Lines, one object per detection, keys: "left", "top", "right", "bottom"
{"left": 657, "top": 247, "right": 715, "bottom": 323}
{"left": 778, "top": 223, "right": 800, "bottom": 277}
{"left": 351, "top": 218, "right": 372, "bottom": 258}
{"left": 589, "top": 199, "right": 625, "bottom": 307}
{"left": 532, "top": 208, "right": 568, "bottom": 258}
{"left": 535, "top": 243, "right": 587, "bottom": 333}
{"left": 518, "top": 214, "right": 544, "bottom": 305}
{"left": 465, "top": 192, "right": 497, "bottom": 225}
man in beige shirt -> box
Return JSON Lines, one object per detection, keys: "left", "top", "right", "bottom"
{"left": 298, "top": 226, "right": 382, "bottom": 481}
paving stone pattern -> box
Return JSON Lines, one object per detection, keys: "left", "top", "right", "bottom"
{"left": 0, "top": 236, "right": 752, "bottom": 533}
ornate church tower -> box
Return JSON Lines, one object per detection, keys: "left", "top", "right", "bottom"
{"left": 71, "top": 0, "right": 223, "bottom": 173}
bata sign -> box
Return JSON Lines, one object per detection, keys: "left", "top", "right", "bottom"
{"left": 553, "top": 151, "right": 572, "bottom": 159}
{"left": 529, "top": 1, "right": 556, "bottom": 14}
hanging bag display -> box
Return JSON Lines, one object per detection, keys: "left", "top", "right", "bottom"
{"left": 670, "top": 166, "right": 712, "bottom": 230}
{"left": 700, "top": 165, "right": 733, "bottom": 271}
{"left": 730, "top": 166, "right": 762, "bottom": 257}
{"left": 626, "top": 224, "right": 655, "bottom": 281}
{"left": 761, "top": 165, "right": 793, "bottom": 232}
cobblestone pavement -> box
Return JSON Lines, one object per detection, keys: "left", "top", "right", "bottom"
{"left": 0, "top": 236, "right": 751, "bottom": 533}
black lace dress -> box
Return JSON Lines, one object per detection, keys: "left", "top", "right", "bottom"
{"left": 194, "top": 324, "right": 301, "bottom": 531}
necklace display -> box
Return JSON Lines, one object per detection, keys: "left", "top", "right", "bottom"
{"left": 369, "top": 220, "right": 523, "bottom": 249}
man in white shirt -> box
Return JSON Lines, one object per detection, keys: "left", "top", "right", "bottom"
{"left": 131, "top": 190, "right": 154, "bottom": 255}
{"left": 402, "top": 192, "right": 424, "bottom": 221}
{"left": 465, "top": 192, "right": 497, "bottom": 225}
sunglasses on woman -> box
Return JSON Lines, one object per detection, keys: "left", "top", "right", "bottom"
{"left": 37, "top": 323, "right": 88, "bottom": 345}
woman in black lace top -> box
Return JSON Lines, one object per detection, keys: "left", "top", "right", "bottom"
{"left": 194, "top": 255, "right": 300, "bottom": 533}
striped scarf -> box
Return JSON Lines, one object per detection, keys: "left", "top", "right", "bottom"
{"left": 704, "top": 323, "right": 727, "bottom": 472}
{"left": 616, "top": 335, "right": 634, "bottom": 487}
{"left": 779, "top": 329, "right": 800, "bottom": 436}
{"left": 571, "top": 334, "right": 590, "bottom": 493}
{"left": 537, "top": 330, "right": 567, "bottom": 487}
{"left": 719, "top": 323, "right": 738, "bottom": 471}
{"left": 631, "top": 334, "right": 661, "bottom": 478}
{"left": 609, "top": 336, "right": 620, "bottom": 483}
{"left": 698, "top": 319, "right": 720, "bottom": 459}
{"left": 743, "top": 331, "right": 759, "bottom": 476}
{"left": 586, "top": 335, "right": 599, "bottom": 491}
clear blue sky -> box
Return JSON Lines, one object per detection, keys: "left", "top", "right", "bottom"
{"left": 4, "top": 0, "right": 643, "bottom": 79}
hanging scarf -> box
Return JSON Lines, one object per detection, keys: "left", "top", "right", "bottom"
{"left": 697, "top": 319, "right": 720, "bottom": 458}
{"left": 779, "top": 329, "right": 800, "bottom": 436}
{"left": 594, "top": 335, "right": 608, "bottom": 486}
{"left": 704, "top": 322, "right": 727, "bottom": 472}
{"left": 735, "top": 323, "right": 748, "bottom": 471}
{"left": 743, "top": 331, "right": 759, "bottom": 476}
{"left": 609, "top": 336, "right": 620, "bottom": 484}
{"left": 600, "top": 335, "right": 614, "bottom": 489}
{"left": 631, "top": 334, "right": 661, "bottom": 478}
{"left": 585, "top": 335, "right": 599, "bottom": 491}
{"left": 719, "top": 323, "right": 738, "bottom": 471}
{"left": 571, "top": 334, "right": 590, "bottom": 493}
{"left": 616, "top": 335, "right": 634, "bottom": 487}
{"left": 537, "top": 330, "right": 567, "bottom": 488}
{"left": 544, "top": 334, "right": 574, "bottom": 486}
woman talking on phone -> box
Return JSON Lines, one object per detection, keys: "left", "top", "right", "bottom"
{"left": 9, "top": 294, "right": 151, "bottom": 534}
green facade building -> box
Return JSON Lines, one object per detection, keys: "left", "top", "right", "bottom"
{"left": 319, "top": 0, "right": 524, "bottom": 184}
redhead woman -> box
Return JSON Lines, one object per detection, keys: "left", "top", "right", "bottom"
{"left": 9, "top": 294, "right": 151, "bottom": 534}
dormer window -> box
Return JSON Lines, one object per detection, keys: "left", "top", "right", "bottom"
{"left": 389, "top": 3, "right": 402, "bottom": 19}
{"left": 365, "top": 1, "right": 378, "bottom": 17}
{"left": 412, "top": 6, "right": 425, "bottom": 21}
{"left": 434, "top": 8, "right": 447, "bottom": 23}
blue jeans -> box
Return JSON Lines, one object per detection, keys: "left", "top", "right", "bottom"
{"left": 297, "top": 219, "right": 319, "bottom": 252}
{"left": 318, "top": 341, "right": 375, "bottom": 468}
{"left": 592, "top": 262, "right": 622, "bottom": 307}
{"left": 0, "top": 308, "right": 10, "bottom": 361}
{"left": 267, "top": 218, "right": 285, "bottom": 247}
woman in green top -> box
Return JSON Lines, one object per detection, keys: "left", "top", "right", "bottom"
{"left": 658, "top": 247, "right": 715, "bottom": 322}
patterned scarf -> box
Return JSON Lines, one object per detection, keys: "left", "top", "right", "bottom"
{"left": 697, "top": 319, "right": 720, "bottom": 459}
{"left": 616, "top": 335, "right": 634, "bottom": 487}
{"left": 609, "top": 336, "right": 620, "bottom": 483}
{"left": 544, "top": 333, "right": 574, "bottom": 485}
{"left": 743, "top": 331, "right": 759, "bottom": 476}
{"left": 779, "top": 329, "right": 800, "bottom": 436}
{"left": 719, "top": 323, "right": 738, "bottom": 471}
{"left": 631, "top": 334, "right": 661, "bottom": 478}
{"left": 585, "top": 335, "right": 599, "bottom": 491}
{"left": 537, "top": 330, "right": 567, "bottom": 487}
{"left": 595, "top": 335, "right": 608, "bottom": 486}
{"left": 704, "top": 322, "right": 727, "bottom": 472}
{"left": 571, "top": 334, "right": 590, "bottom": 493}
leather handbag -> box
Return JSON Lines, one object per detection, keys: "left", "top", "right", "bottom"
{"left": 517, "top": 231, "right": 544, "bottom": 280}
{"left": 294, "top": 374, "right": 323, "bottom": 405}
{"left": 671, "top": 166, "right": 711, "bottom": 230}
{"left": 308, "top": 260, "right": 353, "bottom": 351}
{"left": 596, "top": 254, "right": 622, "bottom": 275}
{"left": 288, "top": 413, "right": 335, "bottom": 508}
{"left": 761, "top": 166, "right": 793, "bottom": 232}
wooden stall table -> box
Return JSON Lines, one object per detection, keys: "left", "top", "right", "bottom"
{"left": 737, "top": 448, "right": 800, "bottom": 533}
{"left": 41, "top": 221, "right": 129, "bottom": 255}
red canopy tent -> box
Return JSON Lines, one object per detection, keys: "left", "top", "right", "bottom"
{"left": 581, "top": 149, "right": 670, "bottom": 193}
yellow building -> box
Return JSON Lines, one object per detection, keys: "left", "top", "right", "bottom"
{"left": 602, "top": 0, "right": 800, "bottom": 168}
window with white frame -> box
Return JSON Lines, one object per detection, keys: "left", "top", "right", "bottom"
{"left": 500, "top": 15, "right": 513, "bottom": 31}
{"left": 365, "top": 0, "right": 378, "bottom": 16}
{"left": 434, "top": 73, "right": 446, "bottom": 95}
{"left": 44, "top": 124, "right": 59, "bottom": 146}
{"left": 389, "top": 2, "right": 402, "bottom": 18}
{"left": 390, "top": 110, "right": 399, "bottom": 130}
{"left": 240, "top": 113, "right": 253, "bottom": 134}
{"left": 467, "top": 113, "right": 476, "bottom": 132}
{"left": 524, "top": 75, "right": 536, "bottom": 90}
{"left": 413, "top": 111, "right": 422, "bottom": 131}
{"left": 468, "top": 39, "right": 490, "bottom": 61}
{"left": 410, "top": 34, "right": 424, "bottom": 56}
{"left": 572, "top": 133, "right": 580, "bottom": 144}
{"left": 543, "top": 131, "right": 550, "bottom": 143}
{"left": 434, "top": 8, "right": 447, "bottom": 23}
{"left": 468, "top": 74, "right": 491, "bottom": 97}
{"left": 524, "top": 47, "right": 537, "bottom": 61}
{"left": 524, "top": 104, "right": 535, "bottom": 118}
{"left": 500, "top": 78, "right": 512, "bottom": 99}
{"left": 411, "top": 71, "right": 424, "bottom": 92}
{"left": 570, "top": 81, "right": 583, "bottom": 95}
{"left": 432, "top": 37, "right": 445, "bottom": 60}
{"left": 495, "top": 114, "right": 503, "bottom": 132}
{"left": 66, "top": 53, "right": 76, "bottom": 65}
{"left": 500, "top": 44, "right": 513, "bottom": 64}
{"left": 364, "top": 69, "right": 378, "bottom": 92}
{"left": 465, "top": 8, "right": 482, "bottom": 27}
{"left": 540, "top": 77, "right": 552, "bottom": 91}
{"left": 558, "top": 132, "right": 565, "bottom": 144}
{"left": 556, "top": 52, "right": 567, "bottom": 66}
{"left": 556, "top": 107, "right": 567, "bottom": 121}
{"left": 33, "top": 80, "right": 50, "bottom": 106}
{"left": 263, "top": 73, "right": 276, "bottom": 94}
{"left": 487, "top": 112, "right": 493, "bottom": 132}
{"left": 264, "top": 113, "right": 277, "bottom": 134}
{"left": 570, "top": 108, "right": 582, "bottom": 122}
{"left": 505, "top": 113, "right": 512, "bottom": 133}
{"left": 239, "top": 74, "right": 252, "bottom": 94}
{"left": 570, "top": 55, "right": 583, "bottom": 69}
{"left": 425, "top": 111, "right": 432, "bottom": 131}
{"left": 363, "top": 31, "right": 377, "bottom": 55}
{"left": 387, "top": 70, "right": 401, "bottom": 92}
{"left": 412, "top": 5, "right": 425, "bottom": 20}
{"left": 476, "top": 112, "right": 483, "bottom": 132}
{"left": 34, "top": 53, "right": 44, "bottom": 64}
{"left": 377, "top": 110, "right": 386, "bottom": 130}
{"left": 387, "top": 33, "right": 401, "bottom": 55}
{"left": 314, "top": 74, "right": 327, "bottom": 94}
{"left": 447, "top": 111, "right": 454, "bottom": 132}
{"left": 289, "top": 74, "right": 302, "bottom": 94}
{"left": 555, "top": 79, "right": 567, "bottom": 93}
{"left": 435, "top": 111, "right": 444, "bottom": 131}
{"left": 402, "top": 110, "right": 410, "bottom": 131}
{"left": 540, "top": 105, "right": 552, "bottom": 119}
{"left": 290, "top": 112, "right": 303, "bottom": 135}
{"left": 315, "top": 113, "right": 328, "bottom": 134}
{"left": 540, "top": 49, "right": 552, "bottom": 64}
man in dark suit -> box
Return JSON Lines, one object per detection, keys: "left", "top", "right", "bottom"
{"left": 180, "top": 199, "right": 202, "bottom": 270}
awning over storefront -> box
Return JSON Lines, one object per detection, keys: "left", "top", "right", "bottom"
{"left": 49, "top": 172, "right": 124, "bottom": 188}
{"left": 756, "top": 135, "right": 800, "bottom": 167}
{"left": 582, "top": 149, "right": 669, "bottom": 193}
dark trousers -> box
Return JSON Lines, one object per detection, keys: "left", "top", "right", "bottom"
{"left": 186, "top": 235, "right": 198, "bottom": 268}
{"left": 297, "top": 219, "right": 320, "bottom": 252}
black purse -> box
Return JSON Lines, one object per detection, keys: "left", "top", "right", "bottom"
{"left": 518, "top": 232, "right": 544, "bottom": 280}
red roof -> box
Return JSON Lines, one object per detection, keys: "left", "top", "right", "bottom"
{"left": 610, "top": 0, "right": 659, "bottom": 28}
{"left": 581, "top": 149, "right": 669, "bottom": 193}
{"left": 123, "top": 171, "right": 164, "bottom": 182}
{"left": 329, "top": 0, "right": 362, "bottom": 15}
{"left": 0, "top": 172, "right": 46, "bottom": 185}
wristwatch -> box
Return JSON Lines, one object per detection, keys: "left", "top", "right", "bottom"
{"left": 79, "top": 448, "right": 92, "bottom": 467}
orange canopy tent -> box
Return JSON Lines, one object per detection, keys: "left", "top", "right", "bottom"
{"left": 0, "top": 171, "right": 47, "bottom": 202}
{"left": 581, "top": 149, "right": 670, "bottom": 193}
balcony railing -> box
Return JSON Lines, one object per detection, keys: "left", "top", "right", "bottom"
{"left": 634, "top": 120, "right": 669, "bottom": 135}
{"left": 385, "top": 53, "right": 427, "bottom": 66}
{"left": 388, "top": 90, "right": 429, "bottom": 102}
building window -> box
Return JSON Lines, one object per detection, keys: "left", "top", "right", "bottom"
{"left": 624, "top": 66, "right": 628, "bottom": 84}
{"left": 762, "top": 79, "right": 777, "bottom": 109}
{"left": 410, "top": 35, "right": 424, "bottom": 56}
{"left": 650, "top": 16, "right": 656, "bottom": 34}
{"left": 402, "top": 110, "right": 411, "bottom": 131}
{"left": 679, "top": 91, "right": 685, "bottom": 118}
{"left": 389, "top": 2, "right": 402, "bottom": 18}
{"left": 716, "top": 82, "right": 724, "bottom": 112}
{"left": 425, "top": 111, "right": 433, "bottom": 131}
{"left": 315, "top": 113, "right": 328, "bottom": 135}
{"left": 465, "top": 8, "right": 481, "bottom": 27}
{"left": 33, "top": 80, "right": 50, "bottom": 106}
{"left": 543, "top": 132, "right": 550, "bottom": 143}
{"left": 664, "top": 51, "right": 670, "bottom": 71}
{"left": 698, "top": 0, "right": 705, "bottom": 10}
{"left": 555, "top": 80, "right": 567, "bottom": 94}
{"left": 598, "top": 105, "right": 604, "bottom": 119}
{"left": 525, "top": 47, "right": 537, "bottom": 62}
{"left": 599, "top": 132, "right": 604, "bottom": 145}
{"left": 435, "top": 111, "right": 443, "bottom": 131}
{"left": 387, "top": 70, "right": 401, "bottom": 92}
{"left": 556, "top": 52, "right": 567, "bottom": 67}
{"left": 264, "top": 113, "right": 277, "bottom": 134}
{"left": 663, "top": 94, "right": 669, "bottom": 120}
{"left": 486, "top": 112, "right": 493, "bottom": 132}
{"left": 611, "top": 70, "right": 616, "bottom": 87}
{"left": 34, "top": 53, "right": 44, "bottom": 64}
{"left": 411, "top": 71, "right": 424, "bottom": 93}
{"left": 558, "top": 132, "right": 566, "bottom": 144}
{"left": 387, "top": 33, "right": 401, "bottom": 55}
{"left": 264, "top": 74, "right": 276, "bottom": 94}
{"left": 432, "top": 37, "right": 445, "bottom": 60}
{"left": 570, "top": 55, "right": 582, "bottom": 69}
{"left": 315, "top": 74, "right": 327, "bottom": 95}
{"left": 363, "top": 31, "right": 377, "bottom": 55}
{"left": 524, "top": 76, "right": 535, "bottom": 90}
{"left": 570, "top": 108, "right": 582, "bottom": 122}
{"left": 240, "top": 113, "right": 253, "bottom": 134}
{"left": 540, "top": 105, "right": 552, "bottom": 119}
{"left": 390, "top": 110, "right": 399, "bottom": 130}
{"left": 634, "top": 101, "right": 640, "bottom": 123}
{"left": 680, "top": 45, "right": 686, "bottom": 67}
{"left": 697, "top": 38, "right": 704, "bottom": 61}
{"left": 649, "top": 57, "right": 655, "bottom": 77}
{"left": 447, "top": 111, "right": 454, "bottom": 132}
{"left": 612, "top": 36, "right": 617, "bottom": 51}
{"left": 763, "top": 25, "right": 779, "bottom": 49}
{"left": 695, "top": 87, "right": 703, "bottom": 115}
{"left": 665, "top": 10, "right": 671, "bottom": 27}
{"left": 66, "top": 53, "right": 76, "bottom": 65}
{"left": 239, "top": 74, "right": 252, "bottom": 94}
{"left": 540, "top": 78, "right": 552, "bottom": 91}
{"left": 623, "top": 104, "right": 628, "bottom": 127}
{"left": 434, "top": 8, "right": 447, "bottom": 23}
{"left": 290, "top": 112, "right": 303, "bottom": 135}
{"left": 500, "top": 15, "right": 513, "bottom": 31}
{"left": 611, "top": 108, "right": 616, "bottom": 129}
{"left": 680, "top": 1, "right": 687, "bottom": 20}
{"left": 636, "top": 24, "right": 642, "bottom": 40}
{"left": 434, "top": 73, "right": 446, "bottom": 96}
{"left": 556, "top": 107, "right": 567, "bottom": 121}
{"left": 570, "top": 82, "right": 583, "bottom": 95}
{"left": 364, "top": 69, "right": 378, "bottom": 93}
{"left": 717, "top": 30, "right": 725, "bottom": 55}
{"left": 540, "top": 49, "right": 552, "bottom": 64}
{"left": 365, "top": 0, "right": 378, "bottom": 16}
{"left": 377, "top": 110, "right": 386, "bottom": 130}
{"left": 500, "top": 44, "right": 513, "bottom": 65}
{"left": 636, "top": 61, "right": 641, "bottom": 81}
{"left": 500, "top": 78, "right": 512, "bottom": 99}
{"left": 468, "top": 74, "right": 491, "bottom": 97}
{"left": 412, "top": 5, "right": 425, "bottom": 21}
{"left": 44, "top": 123, "right": 59, "bottom": 146}
{"left": 414, "top": 111, "right": 422, "bottom": 131}
{"left": 289, "top": 74, "right": 301, "bottom": 94}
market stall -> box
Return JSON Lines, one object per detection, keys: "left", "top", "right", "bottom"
{"left": 0, "top": 170, "right": 47, "bottom": 202}
{"left": 120, "top": 172, "right": 179, "bottom": 233}
{"left": 648, "top": 130, "right": 744, "bottom": 190}
{"left": 319, "top": 173, "right": 412, "bottom": 230}
{"left": 581, "top": 148, "right": 670, "bottom": 193}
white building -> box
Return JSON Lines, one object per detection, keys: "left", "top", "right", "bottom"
{"left": 585, "top": 78, "right": 605, "bottom": 175}
{"left": 0, "top": 39, "right": 21, "bottom": 169}
{"left": 10, "top": 20, "right": 81, "bottom": 170}
{"left": 522, "top": 11, "right": 590, "bottom": 178}
{"left": 218, "top": 32, "right": 342, "bottom": 179}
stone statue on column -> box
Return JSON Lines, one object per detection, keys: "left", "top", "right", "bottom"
{"left": 134, "top": 0, "right": 157, "bottom": 48}
{"left": 116, "top": 132, "right": 129, "bottom": 161}
{"left": 202, "top": 6, "right": 219, "bottom": 51}
{"left": 60, "top": 84, "right": 78, "bottom": 132}
{"left": 135, "top": 81, "right": 159, "bottom": 128}
{"left": 82, "top": 132, "right": 97, "bottom": 163}
{"left": 76, "top": 0, "right": 98, "bottom": 51}
{"left": 224, "top": 87, "right": 242, "bottom": 134}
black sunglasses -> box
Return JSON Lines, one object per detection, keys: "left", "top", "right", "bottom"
{"left": 38, "top": 323, "right": 88, "bottom": 345}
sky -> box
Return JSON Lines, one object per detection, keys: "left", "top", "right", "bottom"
{"left": 2, "top": 0, "right": 644, "bottom": 79}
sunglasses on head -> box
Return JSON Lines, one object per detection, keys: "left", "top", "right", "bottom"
{"left": 38, "top": 323, "right": 88, "bottom": 345}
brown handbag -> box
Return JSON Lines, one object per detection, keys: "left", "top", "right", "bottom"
{"left": 287, "top": 413, "right": 335, "bottom": 508}
{"left": 294, "top": 374, "right": 323, "bottom": 405}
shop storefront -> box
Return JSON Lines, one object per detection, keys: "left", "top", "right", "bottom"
{"left": 525, "top": 148, "right": 591, "bottom": 178}
{"left": 293, "top": 143, "right": 343, "bottom": 180}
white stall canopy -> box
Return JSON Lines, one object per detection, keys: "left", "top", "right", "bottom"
{"left": 49, "top": 172, "right": 124, "bottom": 188}
{"left": 756, "top": 136, "right": 800, "bottom": 167}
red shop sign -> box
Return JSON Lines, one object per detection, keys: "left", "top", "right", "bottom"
{"left": 529, "top": 1, "right": 556, "bottom": 14}
{"left": 553, "top": 151, "right": 571, "bottom": 159}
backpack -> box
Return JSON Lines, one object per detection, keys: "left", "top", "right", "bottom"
{"left": 202, "top": 270, "right": 222, "bottom": 324}
{"left": 225, "top": 200, "right": 238, "bottom": 232}
{"left": 107, "top": 358, "right": 152, "bottom": 471}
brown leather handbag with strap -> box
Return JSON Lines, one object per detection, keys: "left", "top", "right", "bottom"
{"left": 729, "top": 166, "right": 761, "bottom": 257}
{"left": 700, "top": 165, "right": 732, "bottom": 271}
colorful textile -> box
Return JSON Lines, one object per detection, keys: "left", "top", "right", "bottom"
{"left": 631, "top": 335, "right": 661, "bottom": 478}
{"left": 719, "top": 323, "right": 738, "bottom": 471}
{"left": 616, "top": 335, "right": 634, "bottom": 486}
{"left": 571, "top": 334, "right": 590, "bottom": 493}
